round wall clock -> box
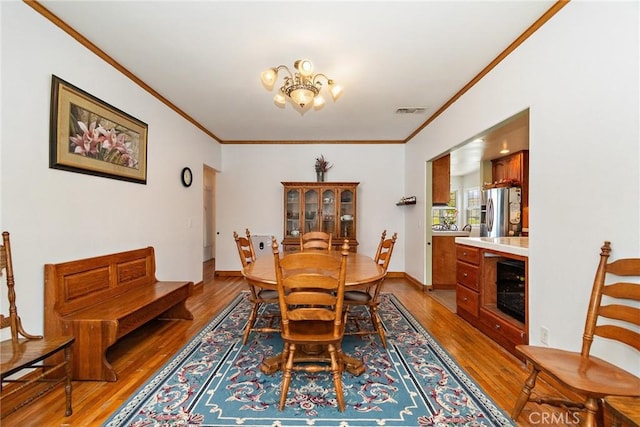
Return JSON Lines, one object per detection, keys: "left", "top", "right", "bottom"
{"left": 181, "top": 167, "right": 193, "bottom": 187}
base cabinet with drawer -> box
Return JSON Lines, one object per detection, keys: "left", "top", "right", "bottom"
{"left": 456, "top": 243, "right": 528, "bottom": 359}
{"left": 455, "top": 245, "right": 481, "bottom": 324}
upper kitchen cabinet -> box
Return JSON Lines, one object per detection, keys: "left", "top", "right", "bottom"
{"left": 282, "top": 182, "right": 359, "bottom": 253}
{"left": 492, "top": 150, "right": 529, "bottom": 230}
{"left": 432, "top": 154, "right": 451, "bottom": 205}
{"left": 492, "top": 150, "right": 528, "bottom": 185}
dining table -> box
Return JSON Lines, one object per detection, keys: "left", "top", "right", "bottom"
{"left": 242, "top": 250, "right": 385, "bottom": 376}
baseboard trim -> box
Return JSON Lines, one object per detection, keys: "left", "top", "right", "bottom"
{"left": 215, "top": 271, "right": 243, "bottom": 277}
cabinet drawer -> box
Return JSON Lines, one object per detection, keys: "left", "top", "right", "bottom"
{"left": 478, "top": 308, "right": 527, "bottom": 350}
{"left": 456, "top": 284, "right": 479, "bottom": 318}
{"left": 456, "top": 245, "right": 481, "bottom": 265}
{"left": 456, "top": 261, "right": 479, "bottom": 291}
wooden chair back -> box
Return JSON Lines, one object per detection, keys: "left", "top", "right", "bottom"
{"left": 581, "top": 241, "right": 640, "bottom": 356}
{"left": 374, "top": 230, "right": 398, "bottom": 273}
{"left": 1, "top": 231, "right": 41, "bottom": 343}
{"left": 233, "top": 228, "right": 255, "bottom": 267}
{"left": 273, "top": 239, "right": 349, "bottom": 339}
{"left": 299, "top": 231, "right": 332, "bottom": 252}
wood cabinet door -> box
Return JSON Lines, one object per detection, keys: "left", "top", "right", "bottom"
{"left": 284, "top": 188, "right": 301, "bottom": 238}
{"left": 432, "top": 154, "right": 450, "bottom": 204}
{"left": 432, "top": 236, "right": 456, "bottom": 289}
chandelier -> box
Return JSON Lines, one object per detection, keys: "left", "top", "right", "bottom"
{"left": 260, "top": 59, "right": 343, "bottom": 111}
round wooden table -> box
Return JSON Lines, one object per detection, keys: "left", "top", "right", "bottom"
{"left": 242, "top": 251, "right": 385, "bottom": 376}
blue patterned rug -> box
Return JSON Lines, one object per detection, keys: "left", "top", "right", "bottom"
{"left": 105, "top": 293, "right": 515, "bottom": 426}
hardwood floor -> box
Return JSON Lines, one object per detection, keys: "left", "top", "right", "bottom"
{"left": 2, "top": 277, "right": 573, "bottom": 426}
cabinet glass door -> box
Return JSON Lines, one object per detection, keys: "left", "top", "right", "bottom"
{"left": 339, "top": 190, "right": 355, "bottom": 239}
{"left": 321, "top": 189, "right": 336, "bottom": 235}
{"left": 286, "top": 189, "right": 300, "bottom": 237}
{"left": 304, "top": 189, "right": 319, "bottom": 233}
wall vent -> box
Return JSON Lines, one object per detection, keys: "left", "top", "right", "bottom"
{"left": 395, "top": 107, "right": 427, "bottom": 114}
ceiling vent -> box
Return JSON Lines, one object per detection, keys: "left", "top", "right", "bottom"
{"left": 395, "top": 107, "right": 427, "bottom": 114}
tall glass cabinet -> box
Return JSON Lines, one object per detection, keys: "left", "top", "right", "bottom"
{"left": 282, "top": 182, "right": 359, "bottom": 252}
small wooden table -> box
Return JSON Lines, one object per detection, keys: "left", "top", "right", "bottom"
{"left": 604, "top": 396, "right": 640, "bottom": 427}
{"left": 242, "top": 252, "right": 385, "bottom": 376}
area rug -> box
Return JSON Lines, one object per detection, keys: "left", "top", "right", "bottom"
{"left": 105, "top": 293, "right": 514, "bottom": 427}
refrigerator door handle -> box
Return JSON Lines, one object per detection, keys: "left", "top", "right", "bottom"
{"left": 487, "top": 198, "right": 494, "bottom": 232}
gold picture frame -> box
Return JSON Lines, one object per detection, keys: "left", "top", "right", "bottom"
{"left": 50, "top": 75, "right": 148, "bottom": 184}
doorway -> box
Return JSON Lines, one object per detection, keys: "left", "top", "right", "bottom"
{"left": 203, "top": 165, "right": 216, "bottom": 281}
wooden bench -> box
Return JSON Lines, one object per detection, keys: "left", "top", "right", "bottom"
{"left": 44, "top": 247, "right": 193, "bottom": 381}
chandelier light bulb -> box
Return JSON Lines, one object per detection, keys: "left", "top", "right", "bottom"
{"left": 260, "top": 68, "right": 277, "bottom": 90}
{"left": 273, "top": 93, "right": 286, "bottom": 108}
{"left": 328, "top": 81, "right": 343, "bottom": 101}
{"left": 295, "top": 59, "right": 314, "bottom": 77}
{"left": 290, "top": 88, "right": 315, "bottom": 108}
{"left": 313, "top": 95, "right": 325, "bottom": 110}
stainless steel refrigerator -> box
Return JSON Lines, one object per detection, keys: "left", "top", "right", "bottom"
{"left": 480, "top": 187, "right": 522, "bottom": 237}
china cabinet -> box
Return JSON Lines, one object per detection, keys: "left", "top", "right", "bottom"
{"left": 282, "top": 182, "right": 359, "bottom": 252}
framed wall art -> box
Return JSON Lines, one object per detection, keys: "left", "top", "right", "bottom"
{"left": 49, "top": 75, "right": 148, "bottom": 184}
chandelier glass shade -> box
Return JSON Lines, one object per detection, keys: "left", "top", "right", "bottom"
{"left": 260, "top": 59, "right": 342, "bottom": 111}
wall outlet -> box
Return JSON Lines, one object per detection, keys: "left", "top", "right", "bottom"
{"left": 540, "top": 326, "right": 549, "bottom": 346}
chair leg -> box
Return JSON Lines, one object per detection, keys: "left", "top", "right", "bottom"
{"left": 279, "top": 343, "right": 295, "bottom": 411}
{"left": 242, "top": 302, "right": 260, "bottom": 345}
{"left": 582, "top": 397, "right": 602, "bottom": 427}
{"left": 369, "top": 307, "right": 387, "bottom": 348}
{"left": 64, "top": 345, "right": 73, "bottom": 416}
{"left": 511, "top": 366, "right": 539, "bottom": 421}
{"left": 329, "top": 344, "right": 345, "bottom": 411}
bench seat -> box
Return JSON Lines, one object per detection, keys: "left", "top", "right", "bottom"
{"left": 45, "top": 247, "right": 193, "bottom": 381}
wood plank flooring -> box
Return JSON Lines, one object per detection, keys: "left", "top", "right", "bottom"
{"left": 2, "top": 277, "right": 574, "bottom": 426}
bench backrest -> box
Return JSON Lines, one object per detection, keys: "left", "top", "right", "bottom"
{"left": 44, "top": 247, "right": 158, "bottom": 320}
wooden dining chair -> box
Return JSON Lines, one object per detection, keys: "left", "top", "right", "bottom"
{"left": 299, "top": 231, "right": 332, "bottom": 252}
{"left": 511, "top": 241, "right": 640, "bottom": 427}
{"left": 344, "top": 230, "right": 397, "bottom": 348}
{"left": 0, "top": 231, "right": 75, "bottom": 419}
{"left": 233, "top": 229, "right": 279, "bottom": 345}
{"left": 272, "top": 238, "right": 350, "bottom": 411}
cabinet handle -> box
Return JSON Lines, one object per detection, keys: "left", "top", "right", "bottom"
{"left": 463, "top": 273, "right": 468, "bottom": 277}
{"left": 462, "top": 297, "right": 468, "bottom": 302}
{"left": 494, "top": 324, "right": 501, "bottom": 330}
{"left": 463, "top": 252, "right": 468, "bottom": 256}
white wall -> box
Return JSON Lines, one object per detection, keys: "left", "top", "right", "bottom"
{"left": 405, "top": 1, "right": 639, "bottom": 374}
{"left": 0, "top": 2, "right": 221, "bottom": 336}
{"left": 216, "top": 144, "right": 405, "bottom": 273}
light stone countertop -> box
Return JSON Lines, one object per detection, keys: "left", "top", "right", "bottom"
{"left": 454, "top": 237, "right": 529, "bottom": 257}
{"left": 432, "top": 231, "right": 471, "bottom": 237}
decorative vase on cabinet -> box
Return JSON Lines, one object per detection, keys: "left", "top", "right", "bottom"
{"left": 282, "top": 182, "right": 359, "bottom": 252}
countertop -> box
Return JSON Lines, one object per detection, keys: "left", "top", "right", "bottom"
{"left": 432, "top": 231, "right": 471, "bottom": 237}
{"left": 454, "top": 237, "right": 529, "bottom": 257}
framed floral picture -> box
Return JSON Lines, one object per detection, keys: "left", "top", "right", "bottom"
{"left": 49, "top": 75, "right": 148, "bottom": 184}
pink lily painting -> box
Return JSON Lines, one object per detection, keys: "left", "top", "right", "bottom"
{"left": 68, "top": 104, "right": 140, "bottom": 170}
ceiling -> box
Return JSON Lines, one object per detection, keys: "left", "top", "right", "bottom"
{"left": 35, "top": 1, "right": 550, "bottom": 172}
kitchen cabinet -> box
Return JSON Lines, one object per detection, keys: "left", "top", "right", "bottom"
{"left": 492, "top": 150, "right": 529, "bottom": 230}
{"left": 455, "top": 242, "right": 528, "bottom": 359}
{"left": 432, "top": 154, "right": 450, "bottom": 205}
{"left": 432, "top": 236, "right": 456, "bottom": 289}
{"left": 455, "top": 245, "right": 481, "bottom": 323}
{"left": 282, "top": 182, "right": 359, "bottom": 253}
